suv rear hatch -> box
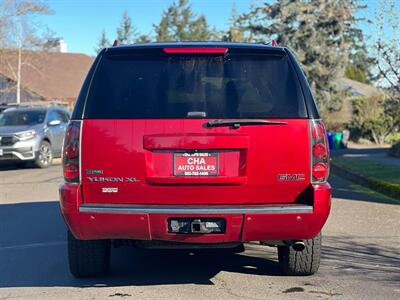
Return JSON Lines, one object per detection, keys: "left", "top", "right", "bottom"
{"left": 80, "top": 45, "right": 311, "bottom": 205}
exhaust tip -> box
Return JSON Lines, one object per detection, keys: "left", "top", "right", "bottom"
{"left": 292, "top": 241, "right": 305, "bottom": 252}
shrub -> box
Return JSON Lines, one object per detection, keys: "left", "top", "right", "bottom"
{"left": 389, "top": 141, "right": 400, "bottom": 158}
{"left": 351, "top": 95, "right": 400, "bottom": 144}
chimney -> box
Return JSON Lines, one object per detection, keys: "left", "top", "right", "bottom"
{"left": 45, "top": 38, "right": 68, "bottom": 53}
{"left": 58, "top": 39, "right": 68, "bottom": 53}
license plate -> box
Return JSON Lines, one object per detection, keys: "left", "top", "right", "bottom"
{"left": 173, "top": 152, "right": 218, "bottom": 176}
{"left": 0, "top": 149, "right": 3, "bottom": 156}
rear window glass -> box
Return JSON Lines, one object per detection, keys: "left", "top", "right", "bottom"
{"left": 84, "top": 52, "right": 307, "bottom": 119}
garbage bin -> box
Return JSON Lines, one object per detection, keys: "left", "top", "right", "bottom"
{"left": 327, "top": 132, "right": 334, "bottom": 150}
{"left": 333, "top": 132, "right": 342, "bottom": 149}
{"left": 341, "top": 129, "right": 350, "bottom": 148}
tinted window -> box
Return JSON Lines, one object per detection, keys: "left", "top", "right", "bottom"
{"left": 48, "top": 110, "right": 69, "bottom": 123}
{"left": 60, "top": 111, "right": 70, "bottom": 123}
{"left": 0, "top": 110, "right": 46, "bottom": 126}
{"left": 85, "top": 52, "right": 306, "bottom": 119}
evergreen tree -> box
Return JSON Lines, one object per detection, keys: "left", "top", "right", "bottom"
{"left": 190, "top": 15, "right": 210, "bottom": 41}
{"left": 154, "top": 0, "right": 211, "bottom": 41}
{"left": 344, "top": 7, "right": 373, "bottom": 84}
{"left": 224, "top": 4, "right": 245, "bottom": 42}
{"left": 116, "top": 10, "right": 137, "bottom": 44}
{"left": 240, "top": 0, "right": 363, "bottom": 116}
{"left": 155, "top": 12, "right": 171, "bottom": 41}
{"left": 136, "top": 34, "right": 151, "bottom": 44}
{"left": 345, "top": 40, "right": 373, "bottom": 84}
{"left": 95, "top": 29, "right": 109, "bottom": 54}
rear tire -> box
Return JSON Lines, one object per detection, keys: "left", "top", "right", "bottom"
{"left": 278, "top": 232, "right": 321, "bottom": 276}
{"left": 67, "top": 230, "right": 111, "bottom": 278}
{"left": 34, "top": 141, "right": 53, "bottom": 168}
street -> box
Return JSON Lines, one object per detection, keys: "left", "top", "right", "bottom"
{"left": 0, "top": 163, "right": 399, "bottom": 299}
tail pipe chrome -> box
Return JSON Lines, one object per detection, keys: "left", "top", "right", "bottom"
{"left": 292, "top": 241, "right": 305, "bottom": 252}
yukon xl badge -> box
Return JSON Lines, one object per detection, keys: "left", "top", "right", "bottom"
{"left": 87, "top": 177, "right": 140, "bottom": 183}
{"left": 277, "top": 174, "right": 305, "bottom": 181}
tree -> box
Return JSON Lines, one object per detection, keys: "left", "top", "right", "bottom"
{"left": 373, "top": 0, "right": 399, "bottom": 96}
{"left": 136, "top": 34, "right": 151, "bottom": 44}
{"left": 352, "top": 95, "right": 399, "bottom": 144}
{"left": 368, "top": 0, "right": 400, "bottom": 144}
{"left": 154, "top": 0, "right": 212, "bottom": 41}
{"left": 343, "top": 2, "right": 373, "bottom": 84}
{"left": 116, "top": 10, "right": 137, "bottom": 44}
{"left": 239, "top": 0, "right": 363, "bottom": 116}
{"left": 95, "top": 29, "right": 109, "bottom": 53}
{"left": 345, "top": 44, "right": 373, "bottom": 83}
{"left": 223, "top": 4, "right": 246, "bottom": 42}
{"left": 0, "top": 0, "right": 51, "bottom": 104}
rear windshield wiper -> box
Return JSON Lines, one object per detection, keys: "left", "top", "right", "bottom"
{"left": 206, "top": 119, "right": 288, "bottom": 129}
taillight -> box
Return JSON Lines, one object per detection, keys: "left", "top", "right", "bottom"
{"left": 62, "top": 121, "right": 81, "bottom": 183}
{"left": 310, "top": 119, "right": 329, "bottom": 183}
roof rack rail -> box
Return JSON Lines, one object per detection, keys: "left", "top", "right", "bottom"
{"left": 4, "top": 101, "right": 68, "bottom": 108}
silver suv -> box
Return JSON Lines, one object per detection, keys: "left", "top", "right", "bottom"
{"left": 0, "top": 106, "right": 69, "bottom": 168}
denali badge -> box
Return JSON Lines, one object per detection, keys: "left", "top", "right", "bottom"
{"left": 102, "top": 187, "right": 118, "bottom": 193}
{"left": 86, "top": 169, "right": 103, "bottom": 175}
{"left": 277, "top": 174, "right": 305, "bottom": 181}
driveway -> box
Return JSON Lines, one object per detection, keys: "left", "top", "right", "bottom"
{"left": 0, "top": 164, "right": 399, "bottom": 299}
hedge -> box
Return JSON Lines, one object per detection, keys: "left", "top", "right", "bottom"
{"left": 331, "top": 163, "right": 400, "bottom": 201}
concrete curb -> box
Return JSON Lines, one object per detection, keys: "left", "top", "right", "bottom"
{"left": 331, "top": 163, "right": 400, "bottom": 201}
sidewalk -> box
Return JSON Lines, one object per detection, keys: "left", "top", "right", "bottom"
{"left": 332, "top": 144, "right": 400, "bottom": 167}
{"left": 331, "top": 144, "right": 400, "bottom": 167}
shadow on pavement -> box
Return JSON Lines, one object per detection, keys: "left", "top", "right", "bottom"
{"left": 322, "top": 236, "right": 400, "bottom": 286}
{"left": 0, "top": 201, "right": 281, "bottom": 288}
{"left": 1, "top": 201, "right": 399, "bottom": 289}
{"left": 0, "top": 160, "right": 62, "bottom": 171}
{"left": 0, "top": 162, "right": 30, "bottom": 171}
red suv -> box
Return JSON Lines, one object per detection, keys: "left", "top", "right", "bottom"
{"left": 60, "top": 42, "right": 331, "bottom": 278}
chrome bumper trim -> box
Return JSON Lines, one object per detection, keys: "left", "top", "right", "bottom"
{"left": 79, "top": 204, "right": 313, "bottom": 214}
{"left": 0, "top": 150, "right": 35, "bottom": 160}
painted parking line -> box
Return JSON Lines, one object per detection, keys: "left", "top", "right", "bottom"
{"left": 0, "top": 241, "right": 66, "bottom": 251}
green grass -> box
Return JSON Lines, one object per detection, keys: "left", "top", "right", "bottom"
{"left": 332, "top": 157, "right": 400, "bottom": 184}
{"left": 346, "top": 180, "right": 400, "bottom": 205}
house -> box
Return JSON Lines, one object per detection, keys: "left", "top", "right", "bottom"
{"left": 0, "top": 47, "right": 94, "bottom": 108}
{"left": 341, "top": 78, "right": 382, "bottom": 98}
{"left": 325, "top": 78, "right": 383, "bottom": 127}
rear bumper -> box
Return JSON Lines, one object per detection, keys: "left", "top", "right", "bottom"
{"left": 59, "top": 183, "right": 331, "bottom": 242}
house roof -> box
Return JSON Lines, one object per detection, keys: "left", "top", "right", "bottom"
{"left": 0, "top": 50, "right": 94, "bottom": 101}
{"left": 341, "top": 78, "right": 382, "bottom": 97}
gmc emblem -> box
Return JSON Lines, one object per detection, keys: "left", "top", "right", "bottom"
{"left": 277, "top": 174, "right": 305, "bottom": 181}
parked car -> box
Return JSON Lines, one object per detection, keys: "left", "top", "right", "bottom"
{"left": 60, "top": 42, "right": 331, "bottom": 278}
{"left": 0, "top": 103, "right": 18, "bottom": 113}
{"left": 0, "top": 106, "right": 70, "bottom": 167}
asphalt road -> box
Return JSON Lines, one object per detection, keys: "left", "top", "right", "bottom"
{"left": 0, "top": 162, "right": 399, "bottom": 299}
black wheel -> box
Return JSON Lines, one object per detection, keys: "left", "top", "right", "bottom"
{"left": 278, "top": 232, "right": 321, "bottom": 276}
{"left": 67, "top": 230, "right": 111, "bottom": 278}
{"left": 34, "top": 141, "right": 53, "bottom": 168}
